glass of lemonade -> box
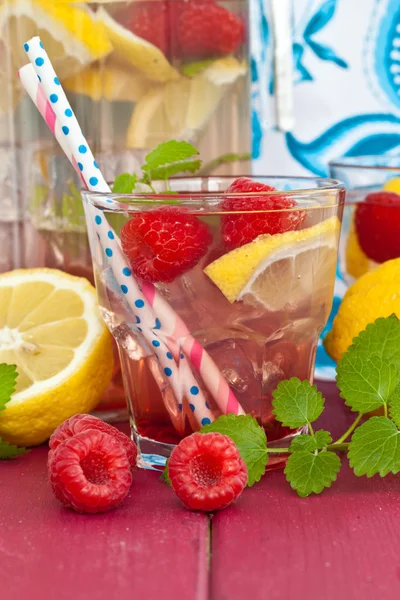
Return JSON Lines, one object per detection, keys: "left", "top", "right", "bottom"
{"left": 82, "top": 176, "right": 345, "bottom": 469}
{"left": 329, "top": 156, "right": 400, "bottom": 285}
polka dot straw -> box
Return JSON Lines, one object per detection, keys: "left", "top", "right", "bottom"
{"left": 19, "top": 36, "right": 244, "bottom": 425}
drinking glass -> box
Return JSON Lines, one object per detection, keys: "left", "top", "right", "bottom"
{"left": 329, "top": 156, "right": 400, "bottom": 285}
{"left": 83, "top": 176, "right": 345, "bottom": 469}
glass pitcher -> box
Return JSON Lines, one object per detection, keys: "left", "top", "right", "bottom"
{"left": 0, "top": 0, "right": 251, "bottom": 418}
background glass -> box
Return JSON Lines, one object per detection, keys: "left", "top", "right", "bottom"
{"left": 329, "top": 156, "right": 400, "bottom": 286}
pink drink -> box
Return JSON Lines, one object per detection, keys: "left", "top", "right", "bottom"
{"left": 84, "top": 176, "right": 345, "bottom": 469}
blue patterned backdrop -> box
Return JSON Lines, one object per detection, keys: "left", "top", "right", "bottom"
{"left": 250, "top": 0, "right": 400, "bottom": 379}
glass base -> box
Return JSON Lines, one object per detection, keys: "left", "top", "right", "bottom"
{"left": 131, "top": 425, "right": 307, "bottom": 471}
{"left": 92, "top": 408, "right": 129, "bottom": 423}
{"left": 133, "top": 433, "right": 173, "bottom": 471}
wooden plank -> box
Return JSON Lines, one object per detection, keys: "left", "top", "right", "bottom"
{"left": 211, "top": 383, "right": 400, "bottom": 600}
{"left": 0, "top": 441, "right": 209, "bottom": 600}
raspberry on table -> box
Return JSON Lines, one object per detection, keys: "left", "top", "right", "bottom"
{"left": 121, "top": 210, "right": 211, "bottom": 283}
{"left": 168, "top": 432, "right": 248, "bottom": 511}
{"left": 48, "top": 430, "right": 132, "bottom": 514}
{"left": 50, "top": 414, "right": 137, "bottom": 471}
{"left": 221, "top": 177, "right": 305, "bottom": 250}
{"left": 355, "top": 191, "right": 400, "bottom": 263}
{"left": 177, "top": 3, "right": 244, "bottom": 59}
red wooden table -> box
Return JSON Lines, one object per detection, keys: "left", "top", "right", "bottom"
{"left": 2, "top": 383, "right": 400, "bottom": 600}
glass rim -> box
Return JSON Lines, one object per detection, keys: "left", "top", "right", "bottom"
{"left": 82, "top": 175, "right": 345, "bottom": 213}
{"left": 329, "top": 156, "right": 400, "bottom": 171}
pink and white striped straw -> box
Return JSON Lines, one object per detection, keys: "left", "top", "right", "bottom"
{"left": 19, "top": 36, "right": 244, "bottom": 423}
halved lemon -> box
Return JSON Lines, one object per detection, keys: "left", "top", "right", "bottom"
{"left": 126, "top": 57, "right": 247, "bottom": 148}
{"left": 204, "top": 217, "right": 340, "bottom": 314}
{"left": 63, "top": 58, "right": 152, "bottom": 103}
{"left": 0, "top": 269, "right": 114, "bottom": 446}
{"left": 97, "top": 7, "right": 178, "bottom": 83}
{"left": 0, "top": 0, "right": 112, "bottom": 80}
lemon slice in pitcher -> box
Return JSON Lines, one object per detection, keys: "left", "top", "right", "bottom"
{"left": 0, "top": 269, "right": 114, "bottom": 447}
{"left": 204, "top": 217, "right": 340, "bottom": 312}
{"left": 96, "top": 7, "right": 178, "bottom": 83}
{"left": 126, "top": 57, "right": 246, "bottom": 148}
{"left": 0, "top": 0, "right": 112, "bottom": 79}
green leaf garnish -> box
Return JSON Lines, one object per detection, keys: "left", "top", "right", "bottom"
{"left": 284, "top": 451, "right": 341, "bottom": 497}
{"left": 337, "top": 352, "right": 399, "bottom": 413}
{"left": 199, "top": 152, "right": 251, "bottom": 176}
{"left": 201, "top": 414, "right": 268, "bottom": 486}
{"left": 0, "top": 364, "right": 17, "bottom": 412}
{"left": 182, "top": 60, "right": 215, "bottom": 77}
{"left": 272, "top": 378, "right": 324, "bottom": 429}
{"left": 0, "top": 364, "right": 28, "bottom": 459}
{"left": 348, "top": 314, "right": 400, "bottom": 368}
{"left": 161, "top": 459, "right": 172, "bottom": 487}
{"left": 141, "top": 140, "right": 201, "bottom": 183}
{"left": 348, "top": 416, "right": 400, "bottom": 477}
{"left": 112, "top": 173, "right": 138, "bottom": 194}
{"left": 389, "top": 381, "right": 400, "bottom": 427}
{"left": 289, "top": 430, "right": 332, "bottom": 452}
{"left": 0, "top": 438, "right": 28, "bottom": 459}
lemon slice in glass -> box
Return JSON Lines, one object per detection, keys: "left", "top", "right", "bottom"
{"left": 0, "top": 269, "right": 114, "bottom": 446}
{"left": 204, "top": 217, "right": 340, "bottom": 314}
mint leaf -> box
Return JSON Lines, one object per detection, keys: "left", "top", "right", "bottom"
{"left": 348, "top": 315, "right": 400, "bottom": 368}
{"left": 0, "top": 438, "right": 28, "bottom": 460}
{"left": 337, "top": 352, "right": 399, "bottom": 414}
{"left": 389, "top": 381, "right": 400, "bottom": 427}
{"left": 199, "top": 153, "right": 251, "bottom": 176}
{"left": 201, "top": 414, "right": 267, "bottom": 486}
{"left": 112, "top": 173, "right": 137, "bottom": 194}
{"left": 0, "top": 364, "right": 17, "bottom": 412}
{"left": 161, "top": 459, "right": 172, "bottom": 487}
{"left": 348, "top": 416, "right": 400, "bottom": 477}
{"left": 182, "top": 60, "right": 215, "bottom": 77}
{"left": 289, "top": 430, "right": 332, "bottom": 452}
{"left": 284, "top": 450, "right": 341, "bottom": 497}
{"left": 141, "top": 141, "right": 201, "bottom": 182}
{"left": 272, "top": 378, "right": 324, "bottom": 429}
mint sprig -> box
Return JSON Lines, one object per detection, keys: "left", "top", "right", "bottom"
{"left": 0, "top": 364, "right": 28, "bottom": 460}
{"left": 272, "top": 379, "right": 324, "bottom": 429}
{"left": 160, "top": 307, "right": 400, "bottom": 498}
{"left": 0, "top": 364, "right": 18, "bottom": 412}
{"left": 285, "top": 450, "right": 341, "bottom": 497}
{"left": 142, "top": 140, "right": 201, "bottom": 183}
{"left": 348, "top": 417, "right": 400, "bottom": 477}
{"left": 112, "top": 141, "right": 202, "bottom": 195}
{"left": 289, "top": 430, "right": 332, "bottom": 452}
{"left": 337, "top": 352, "right": 399, "bottom": 414}
{"left": 201, "top": 414, "right": 268, "bottom": 486}
{"left": 112, "top": 173, "right": 137, "bottom": 194}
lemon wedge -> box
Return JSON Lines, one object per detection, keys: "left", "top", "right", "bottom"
{"left": 0, "top": 0, "right": 112, "bottom": 80}
{"left": 126, "top": 57, "right": 247, "bottom": 148}
{"left": 0, "top": 269, "right": 114, "bottom": 446}
{"left": 63, "top": 58, "right": 152, "bottom": 103}
{"left": 204, "top": 217, "right": 340, "bottom": 313}
{"left": 96, "top": 7, "right": 178, "bottom": 83}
